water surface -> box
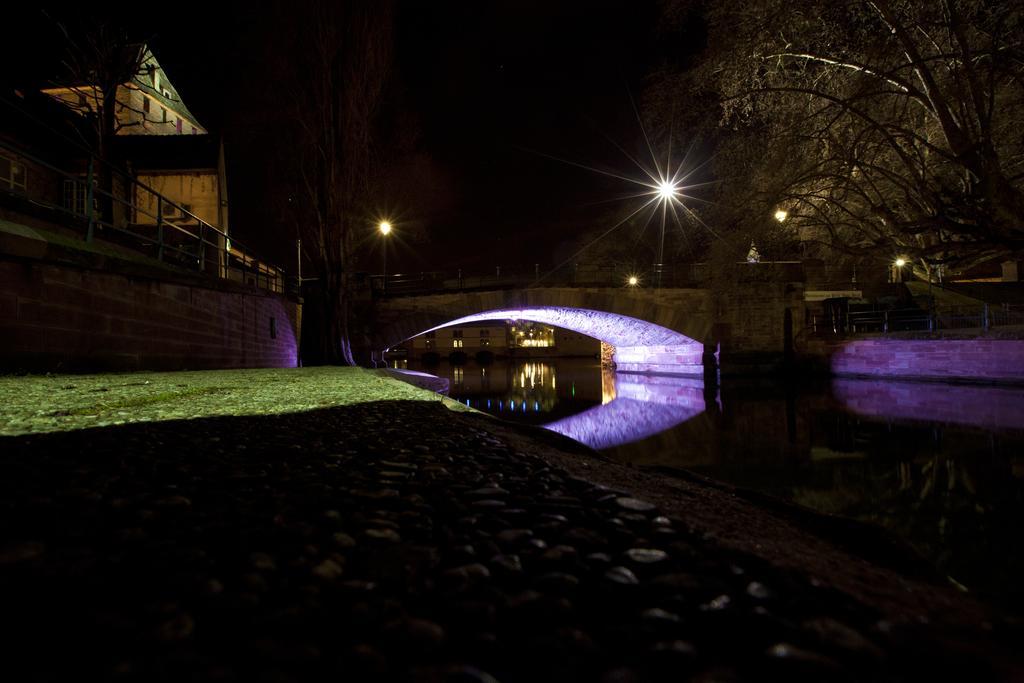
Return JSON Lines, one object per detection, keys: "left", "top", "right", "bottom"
{"left": 407, "top": 357, "right": 1024, "bottom": 614}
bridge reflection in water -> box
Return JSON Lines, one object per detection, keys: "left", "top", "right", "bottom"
{"left": 544, "top": 374, "right": 709, "bottom": 450}
{"left": 412, "top": 359, "right": 711, "bottom": 450}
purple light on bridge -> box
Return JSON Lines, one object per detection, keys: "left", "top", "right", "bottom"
{"left": 412, "top": 307, "right": 697, "bottom": 347}
{"left": 543, "top": 374, "right": 707, "bottom": 450}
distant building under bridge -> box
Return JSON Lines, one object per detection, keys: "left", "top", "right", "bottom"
{"left": 395, "top": 321, "right": 600, "bottom": 361}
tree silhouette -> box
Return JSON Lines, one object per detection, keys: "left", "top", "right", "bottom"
{"left": 652, "top": 0, "right": 1024, "bottom": 277}
{"left": 276, "top": 1, "right": 395, "bottom": 365}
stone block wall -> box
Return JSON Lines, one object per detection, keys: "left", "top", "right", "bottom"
{"left": 709, "top": 283, "right": 804, "bottom": 374}
{"left": 613, "top": 343, "right": 705, "bottom": 376}
{"left": 716, "top": 284, "right": 803, "bottom": 354}
{"left": 829, "top": 339, "right": 1024, "bottom": 383}
{"left": 0, "top": 257, "right": 300, "bottom": 372}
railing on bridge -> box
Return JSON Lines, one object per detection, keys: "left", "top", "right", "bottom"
{"left": 0, "top": 136, "right": 290, "bottom": 295}
{"left": 370, "top": 263, "right": 711, "bottom": 296}
{"left": 809, "top": 303, "right": 1024, "bottom": 336}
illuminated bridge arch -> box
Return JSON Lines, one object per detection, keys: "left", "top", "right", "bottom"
{"left": 370, "top": 287, "right": 716, "bottom": 375}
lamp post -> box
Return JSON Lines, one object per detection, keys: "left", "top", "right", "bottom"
{"left": 379, "top": 221, "right": 392, "bottom": 293}
{"left": 655, "top": 181, "right": 676, "bottom": 289}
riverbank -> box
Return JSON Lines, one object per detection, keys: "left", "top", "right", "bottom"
{"left": 0, "top": 366, "right": 465, "bottom": 436}
{"left": 0, "top": 368, "right": 1020, "bottom": 680}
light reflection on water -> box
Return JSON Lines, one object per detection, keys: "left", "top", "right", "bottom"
{"left": 410, "top": 358, "right": 1024, "bottom": 615}
{"left": 544, "top": 374, "right": 707, "bottom": 450}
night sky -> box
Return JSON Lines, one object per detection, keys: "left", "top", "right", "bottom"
{"left": 6, "top": 2, "right": 701, "bottom": 275}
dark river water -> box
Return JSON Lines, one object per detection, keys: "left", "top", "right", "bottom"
{"left": 403, "top": 357, "right": 1024, "bottom": 615}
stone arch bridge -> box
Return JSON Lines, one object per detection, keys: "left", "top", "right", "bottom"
{"left": 364, "top": 286, "right": 733, "bottom": 376}
{"left": 363, "top": 285, "right": 804, "bottom": 375}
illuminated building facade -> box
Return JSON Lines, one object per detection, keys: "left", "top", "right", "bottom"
{"left": 410, "top": 323, "right": 508, "bottom": 354}
{"left": 403, "top": 321, "right": 599, "bottom": 359}
{"left": 31, "top": 46, "right": 230, "bottom": 254}
{"left": 41, "top": 45, "right": 207, "bottom": 137}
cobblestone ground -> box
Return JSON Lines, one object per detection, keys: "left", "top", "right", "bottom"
{"left": 0, "top": 401, "right": 1019, "bottom": 682}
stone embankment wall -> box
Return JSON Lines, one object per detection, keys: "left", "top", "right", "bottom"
{"left": 0, "top": 256, "right": 300, "bottom": 372}
{"left": 613, "top": 343, "right": 705, "bottom": 376}
{"left": 828, "top": 338, "right": 1024, "bottom": 383}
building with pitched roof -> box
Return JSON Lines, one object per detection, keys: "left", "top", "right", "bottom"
{"left": 40, "top": 45, "right": 206, "bottom": 137}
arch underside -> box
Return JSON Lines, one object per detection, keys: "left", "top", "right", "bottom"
{"left": 417, "top": 307, "right": 695, "bottom": 347}
{"left": 403, "top": 306, "right": 706, "bottom": 376}
{"left": 543, "top": 374, "right": 707, "bottom": 449}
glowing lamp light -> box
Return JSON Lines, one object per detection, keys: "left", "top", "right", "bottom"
{"left": 379, "top": 221, "right": 392, "bottom": 235}
{"left": 657, "top": 181, "right": 677, "bottom": 200}
{"left": 774, "top": 209, "right": 788, "bottom": 222}
{"left": 627, "top": 275, "right": 639, "bottom": 287}
{"left": 895, "top": 258, "right": 907, "bottom": 267}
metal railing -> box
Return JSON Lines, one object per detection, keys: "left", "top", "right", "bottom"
{"left": 847, "top": 308, "right": 934, "bottom": 334}
{"left": 937, "top": 303, "right": 1024, "bottom": 331}
{"left": 370, "top": 260, "right": 819, "bottom": 297}
{"left": 810, "top": 303, "right": 1024, "bottom": 336}
{"left": 369, "top": 263, "right": 716, "bottom": 296}
{"left": 0, "top": 136, "right": 287, "bottom": 294}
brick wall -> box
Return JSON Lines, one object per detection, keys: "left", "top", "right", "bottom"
{"left": 829, "top": 338, "right": 1024, "bottom": 383}
{"left": 0, "top": 257, "right": 300, "bottom": 372}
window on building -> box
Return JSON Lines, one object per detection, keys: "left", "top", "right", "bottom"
{"left": 453, "top": 329, "right": 464, "bottom": 338}
{"left": 453, "top": 339, "right": 464, "bottom": 348}
{"left": 191, "top": 126, "right": 197, "bottom": 135}
{"left": 0, "top": 154, "right": 27, "bottom": 192}
{"left": 176, "top": 117, "right": 183, "bottom": 133}
{"left": 162, "top": 107, "right": 167, "bottom": 123}
{"left": 481, "top": 338, "right": 490, "bottom": 347}
{"left": 425, "top": 339, "right": 434, "bottom": 349}
{"left": 63, "top": 179, "right": 88, "bottom": 215}
{"left": 425, "top": 331, "right": 435, "bottom": 339}
{"left": 143, "top": 97, "right": 150, "bottom": 114}
{"left": 479, "top": 329, "right": 490, "bottom": 337}
{"left": 511, "top": 322, "right": 555, "bottom": 348}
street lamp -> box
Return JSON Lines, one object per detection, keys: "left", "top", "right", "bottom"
{"left": 774, "top": 209, "right": 788, "bottom": 222}
{"left": 893, "top": 257, "right": 907, "bottom": 284}
{"left": 627, "top": 275, "right": 639, "bottom": 287}
{"left": 379, "top": 221, "right": 392, "bottom": 292}
{"left": 657, "top": 181, "right": 677, "bottom": 200}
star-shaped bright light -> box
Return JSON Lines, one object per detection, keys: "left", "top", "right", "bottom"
{"left": 627, "top": 275, "right": 639, "bottom": 287}
{"left": 524, "top": 112, "right": 718, "bottom": 290}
